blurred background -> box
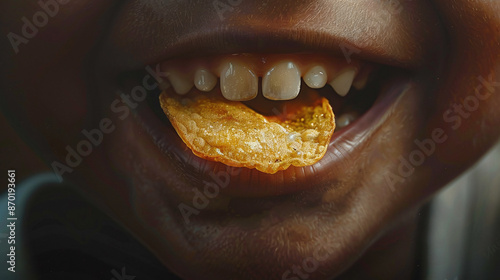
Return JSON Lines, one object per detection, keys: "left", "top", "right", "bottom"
{"left": 425, "top": 139, "right": 500, "bottom": 279}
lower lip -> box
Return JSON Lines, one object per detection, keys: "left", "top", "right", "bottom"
{"left": 132, "top": 76, "right": 412, "bottom": 198}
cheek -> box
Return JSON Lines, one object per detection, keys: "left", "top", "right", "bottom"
{"left": 2, "top": 0, "right": 119, "bottom": 156}
{"left": 429, "top": 0, "right": 500, "bottom": 164}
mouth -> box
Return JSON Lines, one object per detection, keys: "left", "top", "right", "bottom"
{"left": 95, "top": 1, "right": 447, "bottom": 278}
{"left": 125, "top": 52, "right": 410, "bottom": 198}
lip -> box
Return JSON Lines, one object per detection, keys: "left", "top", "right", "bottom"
{"left": 134, "top": 73, "right": 412, "bottom": 198}
{"left": 100, "top": 0, "right": 443, "bottom": 75}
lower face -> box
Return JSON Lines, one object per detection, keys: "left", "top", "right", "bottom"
{"left": 3, "top": 0, "right": 500, "bottom": 279}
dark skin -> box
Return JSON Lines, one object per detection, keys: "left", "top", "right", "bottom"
{"left": 1, "top": 0, "right": 499, "bottom": 279}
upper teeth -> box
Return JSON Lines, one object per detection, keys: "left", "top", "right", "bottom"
{"left": 160, "top": 54, "right": 370, "bottom": 100}
{"left": 262, "top": 61, "right": 301, "bottom": 100}
{"left": 194, "top": 68, "right": 217, "bottom": 92}
{"left": 304, "top": 65, "right": 327, "bottom": 89}
{"left": 220, "top": 61, "right": 258, "bottom": 101}
{"left": 167, "top": 69, "right": 192, "bottom": 95}
{"left": 329, "top": 68, "right": 357, "bottom": 97}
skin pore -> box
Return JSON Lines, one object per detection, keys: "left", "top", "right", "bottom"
{"left": 1, "top": 0, "right": 499, "bottom": 279}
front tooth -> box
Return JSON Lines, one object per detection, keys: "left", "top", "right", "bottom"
{"left": 262, "top": 61, "right": 301, "bottom": 100}
{"left": 304, "top": 65, "right": 327, "bottom": 89}
{"left": 194, "top": 68, "right": 217, "bottom": 92}
{"left": 329, "top": 68, "right": 356, "bottom": 97}
{"left": 220, "top": 62, "right": 258, "bottom": 101}
{"left": 168, "top": 70, "right": 193, "bottom": 95}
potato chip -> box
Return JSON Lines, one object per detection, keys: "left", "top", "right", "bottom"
{"left": 159, "top": 90, "right": 335, "bottom": 174}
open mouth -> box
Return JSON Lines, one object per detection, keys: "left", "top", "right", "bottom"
{"left": 155, "top": 53, "right": 381, "bottom": 134}
{"left": 117, "top": 52, "right": 409, "bottom": 197}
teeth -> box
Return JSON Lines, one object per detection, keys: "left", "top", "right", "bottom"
{"left": 329, "top": 68, "right": 356, "bottom": 97}
{"left": 262, "top": 61, "right": 301, "bottom": 100}
{"left": 304, "top": 66, "right": 327, "bottom": 89}
{"left": 160, "top": 56, "right": 368, "bottom": 101}
{"left": 220, "top": 62, "right": 258, "bottom": 101}
{"left": 194, "top": 68, "right": 217, "bottom": 92}
{"left": 194, "top": 69, "right": 217, "bottom": 92}
{"left": 168, "top": 70, "right": 193, "bottom": 95}
{"left": 336, "top": 112, "right": 359, "bottom": 129}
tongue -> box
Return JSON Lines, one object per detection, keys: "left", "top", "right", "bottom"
{"left": 159, "top": 89, "right": 335, "bottom": 174}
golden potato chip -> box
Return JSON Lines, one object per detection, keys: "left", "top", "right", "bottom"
{"left": 159, "top": 91, "right": 335, "bottom": 174}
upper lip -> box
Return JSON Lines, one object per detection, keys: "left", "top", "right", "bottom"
{"left": 101, "top": 1, "right": 440, "bottom": 76}
{"left": 140, "top": 27, "right": 419, "bottom": 68}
